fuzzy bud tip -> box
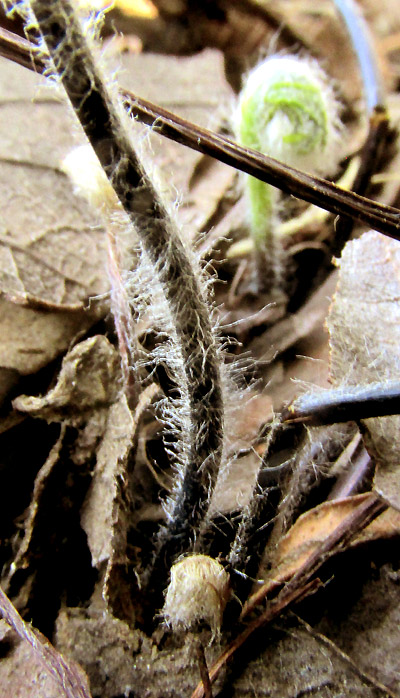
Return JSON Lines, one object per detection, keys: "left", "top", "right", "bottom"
{"left": 236, "top": 55, "right": 342, "bottom": 176}
{"left": 162, "top": 554, "right": 230, "bottom": 638}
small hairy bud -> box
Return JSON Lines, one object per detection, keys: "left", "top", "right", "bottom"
{"left": 237, "top": 55, "right": 341, "bottom": 176}
{"left": 163, "top": 554, "right": 230, "bottom": 638}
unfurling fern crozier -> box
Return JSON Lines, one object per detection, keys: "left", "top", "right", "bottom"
{"left": 236, "top": 55, "right": 342, "bottom": 289}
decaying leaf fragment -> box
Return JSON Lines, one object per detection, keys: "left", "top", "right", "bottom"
{"left": 6, "top": 336, "right": 122, "bottom": 589}
{"left": 0, "top": 585, "right": 91, "bottom": 698}
{"left": 80, "top": 395, "right": 135, "bottom": 569}
{"left": 327, "top": 231, "right": 400, "bottom": 511}
{"left": 13, "top": 335, "right": 120, "bottom": 424}
{"left": 0, "top": 57, "right": 108, "bottom": 396}
{"left": 251, "top": 494, "right": 376, "bottom": 601}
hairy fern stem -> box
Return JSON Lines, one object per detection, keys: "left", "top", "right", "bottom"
{"left": 28, "top": 0, "right": 224, "bottom": 581}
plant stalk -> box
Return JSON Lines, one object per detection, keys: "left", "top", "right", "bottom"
{"left": 28, "top": 0, "right": 224, "bottom": 580}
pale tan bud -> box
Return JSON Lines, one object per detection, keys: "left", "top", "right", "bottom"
{"left": 163, "top": 554, "right": 230, "bottom": 638}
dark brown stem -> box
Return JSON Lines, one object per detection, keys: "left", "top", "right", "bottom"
{"left": 333, "top": 106, "right": 391, "bottom": 252}
{"left": 190, "top": 578, "right": 321, "bottom": 698}
{"left": 194, "top": 639, "right": 213, "bottom": 698}
{"left": 28, "top": 0, "right": 224, "bottom": 580}
{"left": 282, "top": 382, "right": 400, "bottom": 426}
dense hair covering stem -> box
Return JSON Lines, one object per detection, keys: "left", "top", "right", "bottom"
{"left": 29, "top": 0, "right": 224, "bottom": 574}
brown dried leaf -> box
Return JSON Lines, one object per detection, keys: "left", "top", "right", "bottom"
{"left": 0, "top": 299, "right": 98, "bottom": 378}
{"left": 13, "top": 336, "right": 120, "bottom": 424}
{"left": 249, "top": 271, "right": 336, "bottom": 364}
{"left": 0, "top": 58, "right": 108, "bottom": 384}
{"left": 327, "top": 231, "right": 400, "bottom": 510}
{"left": 355, "top": 504, "right": 400, "bottom": 544}
{"left": 6, "top": 337, "right": 120, "bottom": 584}
{"left": 0, "top": 631, "right": 62, "bottom": 698}
{"left": 269, "top": 494, "right": 374, "bottom": 586}
{"left": 80, "top": 395, "right": 135, "bottom": 569}
{"left": 0, "top": 59, "right": 108, "bottom": 302}
{"left": 253, "top": 493, "right": 398, "bottom": 602}
{"left": 102, "top": 387, "right": 160, "bottom": 623}
{"left": 0, "top": 587, "right": 91, "bottom": 698}
{"left": 179, "top": 158, "right": 237, "bottom": 237}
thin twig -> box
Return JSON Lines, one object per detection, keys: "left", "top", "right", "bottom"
{"left": 333, "top": 106, "right": 390, "bottom": 254}
{"left": 1, "top": 26, "right": 400, "bottom": 239}
{"left": 328, "top": 446, "right": 372, "bottom": 501}
{"left": 194, "top": 639, "right": 213, "bottom": 698}
{"left": 190, "top": 578, "right": 321, "bottom": 698}
{"left": 0, "top": 585, "right": 92, "bottom": 698}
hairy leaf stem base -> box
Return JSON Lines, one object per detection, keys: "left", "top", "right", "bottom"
{"left": 27, "top": 0, "right": 224, "bottom": 587}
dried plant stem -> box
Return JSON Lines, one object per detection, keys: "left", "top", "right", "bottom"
{"left": 191, "top": 578, "right": 321, "bottom": 698}
{"left": 1, "top": 26, "right": 400, "bottom": 239}
{"left": 28, "top": 0, "right": 223, "bottom": 573}
{"left": 227, "top": 418, "right": 283, "bottom": 577}
{"left": 194, "top": 638, "right": 213, "bottom": 698}
{"left": 0, "top": 585, "right": 92, "bottom": 698}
